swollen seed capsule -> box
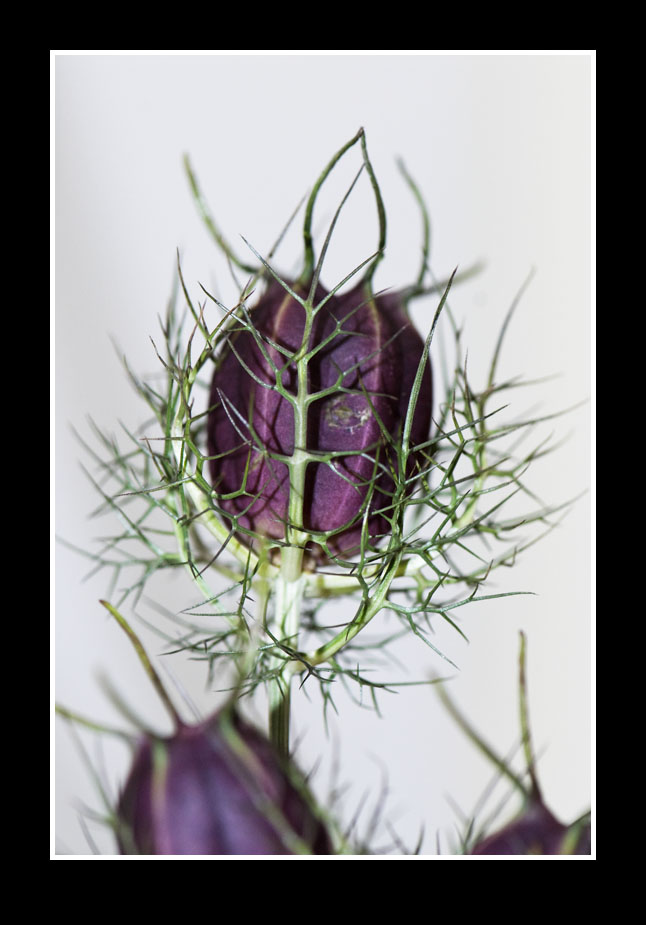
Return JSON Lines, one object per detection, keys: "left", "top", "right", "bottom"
{"left": 207, "top": 278, "right": 432, "bottom": 560}
{"left": 116, "top": 709, "right": 333, "bottom": 856}
{"left": 470, "top": 797, "right": 591, "bottom": 856}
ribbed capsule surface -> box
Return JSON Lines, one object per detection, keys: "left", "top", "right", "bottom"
{"left": 116, "top": 710, "right": 332, "bottom": 855}
{"left": 207, "top": 279, "right": 432, "bottom": 558}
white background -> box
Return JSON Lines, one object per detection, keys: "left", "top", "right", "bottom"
{"left": 54, "top": 52, "right": 593, "bottom": 857}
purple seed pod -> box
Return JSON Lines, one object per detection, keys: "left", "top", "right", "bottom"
{"left": 116, "top": 709, "right": 333, "bottom": 855}
{"left": 207, "top": 278, "right": 432, "bottom": 559}
{"left": 470, "top": 797, "right": 591, "bottom": 856}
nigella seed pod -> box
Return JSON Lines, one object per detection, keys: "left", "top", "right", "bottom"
{"left": 206, "top": 279, "right": 321, "bottom": 550}
{"left": 470, "top": 797, "right": 591, "bottom": 856}
{"left": 207, "top": 278, "right": 431, "bottom": 559}
{"left": 116, "top": 709, "right": 333, "bottom": 855}
{"left": 305, "top": 281, "right": 432, "bottom": 554}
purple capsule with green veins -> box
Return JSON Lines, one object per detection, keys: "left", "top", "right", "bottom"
{"left": 116, "top": 709, "right": 333, "bottom": 855}
{"left": 470, "top": 797, "right": 591, "bottom": 856}
{"left": 207, "top": 277, "right": 432, "bottom": 560}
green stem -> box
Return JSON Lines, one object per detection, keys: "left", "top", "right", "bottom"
{"left": 436, "top": 682, "right": 530, "bottom": 803}
{"left": 359, "top": 129, "right": 386, "bottom": 289}
{"left": 183, "top": 154, "right": 257, "bottom": 274}
{"left": 396, "top": 157, "right": 430, "bottom": 295}
{"left": 55, "top": 704, "right": 134, "bottom": 742}
{"left": 518, "top": 630, "right": 542, "bottom": 799}
{"left": 99, "top": 600, "right": 183, "bottom": 730}
{"left": 299, "top": 550, "right": 403, "bottom": 672}
{"left": 301, "top": 128, "right": 365, "bottom": 284}
{"left": 268, "top": 556, "right": 305, "bottom": 755}
{"left": 267, "top": 286, "right": 313, "bottom": 755}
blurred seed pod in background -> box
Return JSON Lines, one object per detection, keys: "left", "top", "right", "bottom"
{"left": 117, "top": 707, "right": 334, "bottom": 856}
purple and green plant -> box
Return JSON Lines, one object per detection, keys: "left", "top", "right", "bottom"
{"left": 57, "top": 128, "right": 585, "bottom": 855}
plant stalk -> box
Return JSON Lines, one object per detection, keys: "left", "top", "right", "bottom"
{"left": 268, "top": 554, "right": 305, "bottom": 755}
{"left": 267, "top": 287, "right": 313, "bottom": 755}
